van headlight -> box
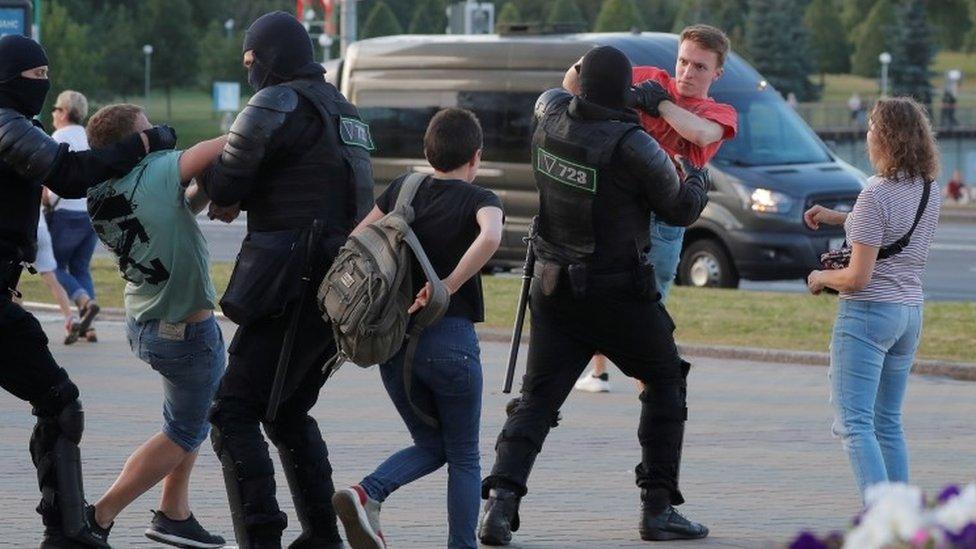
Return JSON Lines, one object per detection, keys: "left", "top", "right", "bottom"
{"left": 730, "top": 181, "right": 794, "bottom": 214}
{"left": 748, "top": 188, "right": 794, "bottom": 213}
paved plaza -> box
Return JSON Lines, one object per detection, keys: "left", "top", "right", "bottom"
{"left": 1, "top": 316, "right": 974, "bottom": 548}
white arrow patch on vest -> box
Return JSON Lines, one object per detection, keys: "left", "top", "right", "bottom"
{"left": 536, "top": 147, "right": 598, "bottom": 193}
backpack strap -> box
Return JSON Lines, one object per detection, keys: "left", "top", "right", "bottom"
{"left": 877, "top": 179, "right": 931, "bottom": 260}
{"left": 396, "top": 171, "right": 450, "bottom": 427}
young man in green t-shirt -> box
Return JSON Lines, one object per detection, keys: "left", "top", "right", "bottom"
{"left": 82, "top": 104, "right": 228, "bottom": 548}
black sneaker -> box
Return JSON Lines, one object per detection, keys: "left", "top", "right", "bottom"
{"left": 144, "top": 510, "right": 225, "bottom": 548}
{"left": 639, "top": 504, "right": 709, "bottom": 541}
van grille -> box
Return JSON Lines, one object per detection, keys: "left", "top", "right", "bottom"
{"left": 804, "top": 192, "right": 859, "bottom": 231}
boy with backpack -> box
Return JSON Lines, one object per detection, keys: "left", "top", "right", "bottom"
{"left": 331, "top": 108, "right": 503, "bottom": 549}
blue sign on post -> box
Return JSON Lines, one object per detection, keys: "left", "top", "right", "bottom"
{"left": 212, "top": 82, "right": 241, "bottom": 113}
{"left": 0, "top": 7, "right": 27, "bottom": 37}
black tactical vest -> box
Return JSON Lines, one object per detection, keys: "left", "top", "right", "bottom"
{"left": 245, "top": 79, "right": 374, "bottom": 234}
{"left": 532, "top": 97, "right": 641, "bottom": 265}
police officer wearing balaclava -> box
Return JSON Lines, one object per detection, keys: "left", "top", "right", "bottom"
{"left": 0, "top": 34, "right": 175, "bottom": 547}
{"left": 478, "top": 46, "right": 710, "bottom": 545}
{"left": 201, "top": 11, "right": 374, "bottom": 549}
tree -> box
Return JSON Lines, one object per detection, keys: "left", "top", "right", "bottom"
{"left": 637, "top": 0, "right": 681, "bottom": 32}
{"left": 594, "top": 0, "right": 646, "bottom": 32}
{"left": 745, "top": 0, "right": 819, "bottom": 100}
{"left": 548, "top": 0, "right": 586, "bottom": 27}
{"left": 671, "top": 0, "right": 749, "bottom": 45}
{"left": 928, "top": 0, "right": 970, "bottom": 50}
{"left": 361, "top": 1, "right": 403, "bottom": 39}
{"left": 197, "top": 20, "right": 246, "bottom": 91}
{"left": 496, "top": 2, "right": 522, "bottom": 29}
{"left": 408, "top": 0, "right": 446, "bottom": 34}
{"left": 889, "top": 0, "right": 936, "bottom": 106}
{"left": 94, "top": 6, "right": 144, "bottom": 99}
{"left": 804, "top": 0, "right": 850, "bottom": 83}
{"left": 851, "top": 0, "right": 898, "bottom": 77}
{"left": 841, "top": 0, "right": 877, "bottom": 41}
{"left": 40, "top": 1, "right": 103, "bottom": 126}
{"left": 139, "top": 0, "right": 201, "bottom": 121}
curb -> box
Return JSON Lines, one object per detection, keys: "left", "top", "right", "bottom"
{"left": 475, "top": 328, "right": 976, "bottom": 383}
{"left": 25, "top": 302, "right": 976, "bottom": 383}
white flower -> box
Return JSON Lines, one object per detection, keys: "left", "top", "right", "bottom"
{"left": 843, "top": 483, "right": 924, "bottom": 549}
{"left": 934, "top": 483, "right": 976, "bottom": 533}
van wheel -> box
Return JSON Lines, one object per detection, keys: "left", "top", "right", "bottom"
{"left": 678, "top": 239, "right": 739, "bottom": 288}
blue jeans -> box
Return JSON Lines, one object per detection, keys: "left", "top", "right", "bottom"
{"left": 829, "top": 299, "right": 923, "bottom": 499}
{"left": 50, "top": 209, "right": 97, "bottom": 302}
{"left": 360, "top": 317, "right": 483, "bottom": 549}
{"left": 649, "top": 215, "right": 685, "bottom": 303}
{"left": 126, "top": 315, "right": 226, "bottom": 452}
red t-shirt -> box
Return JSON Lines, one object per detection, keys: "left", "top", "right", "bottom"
{"left": 632, "top": 66, "right": 738, "bottom": 167}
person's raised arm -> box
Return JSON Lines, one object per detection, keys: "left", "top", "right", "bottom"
{"left": 658, "top": 101, "right": 725, "bottom": 148}
{"left": 0, "top": 108, "right": 176, "bottom": 197}
{"left": 617, "top": 131, "right": 709, "bottom": 227}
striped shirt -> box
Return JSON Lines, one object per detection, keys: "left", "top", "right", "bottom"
{"left": 841, "top": 173, "right": 941, "bottom": 305}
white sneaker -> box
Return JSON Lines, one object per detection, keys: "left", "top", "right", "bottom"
{"left": 574, "top": 370, "right": 611, "bottom": 393}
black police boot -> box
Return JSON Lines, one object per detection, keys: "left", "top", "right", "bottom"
{"left": 478, "top": 487, "right": 521, "bottom": 546}
{"left": 639, "top": 489, "right": 708, "bottom": 541}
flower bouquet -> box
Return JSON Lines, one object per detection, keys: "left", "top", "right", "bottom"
{"left": 791, "top": 482, "right": 976, "bottom": 549}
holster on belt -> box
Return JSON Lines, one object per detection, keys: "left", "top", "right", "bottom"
{"left": 0, "top": 260, "right": 24, "bottom": 300}
{"left": 567, "top": 264, "right": 588, "bottom": 299}
{"left": 533, "top": 260, "right": 561, "bottom": 297}
{"left": 633, "top": 259, "right": 658, "bottom": 301}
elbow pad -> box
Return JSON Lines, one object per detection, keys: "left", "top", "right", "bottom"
{"left": 219, "top": 85, "right": 298, "bottom": 176}
{"left": 0, "top": 108, "right": 62, "bottom": 182}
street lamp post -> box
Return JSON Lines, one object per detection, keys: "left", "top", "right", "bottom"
{"left": 340, "top": 0, "right": 357, "bottom": 58}
{"left": 143, "top": 44, "right": 153, "bottom": 115}
{"left": 224, "top": 18, "right": 234, "bottom": 38}
{"left": 879, "top": 51, "right": 892, "bottom": 98}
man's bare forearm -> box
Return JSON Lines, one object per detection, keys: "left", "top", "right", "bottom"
{"left": 659, "top": 102, "right": 724, "bottom": 148}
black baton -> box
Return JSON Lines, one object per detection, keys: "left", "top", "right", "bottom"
{"left": 503, "top": 217, "right": 538, "bottom": 394}
{"left": 266, "top": 220, "right": 323, "bottom": 423}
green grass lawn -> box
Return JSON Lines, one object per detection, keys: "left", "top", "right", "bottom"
{"left": 21, "top": 259, "right": 974, "bottom": 363}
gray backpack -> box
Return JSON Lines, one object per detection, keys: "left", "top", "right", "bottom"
{"left": 318, "top": 173, "right": 449, "bottom": 426}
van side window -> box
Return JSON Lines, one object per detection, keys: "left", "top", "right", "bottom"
{"left": 357, "top": 92, "right": 539, "bottom": 163}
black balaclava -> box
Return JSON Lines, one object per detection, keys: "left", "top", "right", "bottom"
{"left": 579, "top": 45, "right": 632, "bottom": 111}
{"left": 0, "top": 34, "right": 51, "bottom": 117}
{"left": 243, "top": 11, "right": 325, "bottom": 92}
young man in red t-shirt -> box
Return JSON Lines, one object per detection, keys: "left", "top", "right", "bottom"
{"left": 564, "top": 24, "right": 738, "bottom": 392}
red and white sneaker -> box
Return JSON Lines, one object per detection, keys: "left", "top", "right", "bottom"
{"left": 332, "top": 485, "right": 386, "bottom": 549}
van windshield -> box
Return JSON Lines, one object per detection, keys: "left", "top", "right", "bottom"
{"left": 710, "top": 91, "right": 832, "bottom": 167}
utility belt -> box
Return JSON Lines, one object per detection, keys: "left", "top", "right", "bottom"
{"left": 533, "top": 255, "right": 657, "bottom": 301}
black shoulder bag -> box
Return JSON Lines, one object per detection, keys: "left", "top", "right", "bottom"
{"left": 820, "top": 180, "right": 931, "bottom": 270}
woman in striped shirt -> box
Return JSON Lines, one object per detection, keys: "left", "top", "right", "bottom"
{"left": 804, "top": 97, "right": 941, "bottom": 500}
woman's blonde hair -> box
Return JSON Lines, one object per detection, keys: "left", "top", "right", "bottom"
{"left": 55, "top": 90, "right": 89, "bottom": 125}
{"left": 867, "top": 97, "right": 940, "bottom": 181}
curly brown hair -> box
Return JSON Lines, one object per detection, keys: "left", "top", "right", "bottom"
{"left": 867, "top": 97, "right": 940, "bottom": 181}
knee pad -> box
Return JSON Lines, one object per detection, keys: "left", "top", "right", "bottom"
{"left": 57, "top": 400, "right": 84, "bottom": 445}
{"left": 639, "top": 379, "right": 688, "bottom": 422}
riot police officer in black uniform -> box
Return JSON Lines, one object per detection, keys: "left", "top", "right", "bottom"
{"left": 478, "top": 46, "right": 711, "bottom": 545}
{"left": 201, "top": 12, "right": 374, "bottom": 549}
{"left": 0, "top": 34, "right": 176, "bottom": 548}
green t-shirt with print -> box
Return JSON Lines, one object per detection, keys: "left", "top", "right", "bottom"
{"left": 87, "top": 150, "right": 215, "bottom": 323}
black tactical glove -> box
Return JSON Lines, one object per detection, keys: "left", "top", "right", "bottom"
{"left": 142, "top": 125, "right": 177, "bottom": 152}
{"left": 678, "top": 156, "right": 711, "bottom": 193}
{"left": 629, "top": 80, "right": 672, "bottom": 117}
